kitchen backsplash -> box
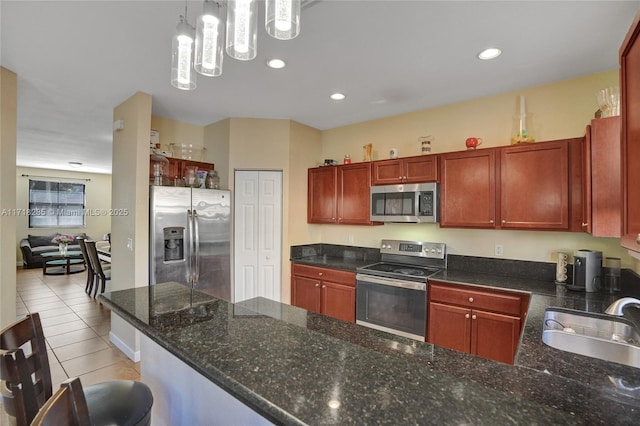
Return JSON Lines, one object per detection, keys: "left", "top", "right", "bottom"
{"left": 291, "top": 243, "right": 640, "bottom": 288}
{"left": 290, "top": 243, "right": 380, "bottom": 264}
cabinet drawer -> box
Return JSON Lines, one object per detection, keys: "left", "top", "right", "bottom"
{"left": 429, "top": 282, "right": 522, "bottom": 316}
{"left": 292, "top": 264, "right": 355, "bottom": 286}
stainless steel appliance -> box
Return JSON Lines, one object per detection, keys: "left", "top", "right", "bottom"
{"left": 567, "top": 249, "right": 602, "bottom": 293}
{"left": 150, "top": 186, "right": 231, "bottom": 301}
{"left": 356, "top": 239, "right": 446, "bottom": 341}
{"left": 370, "top": 182, "right": 439, "bottom": 223}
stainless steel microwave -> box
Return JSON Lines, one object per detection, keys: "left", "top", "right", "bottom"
{"left": 370, "top": 182, "right": 439, "bottom": 223}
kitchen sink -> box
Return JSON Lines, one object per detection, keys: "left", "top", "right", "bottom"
{"left": 542, "top": 307, "right": 640, "bottom": 368}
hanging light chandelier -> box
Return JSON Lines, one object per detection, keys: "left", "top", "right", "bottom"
{"left": 195, "top": 0, "right": 224, "bottom": 76}
{"left": 171, "top": 0, "right": 302, "bottom": 91}
{"left": 170, "top": 12, "right": 196, "bottom": 90}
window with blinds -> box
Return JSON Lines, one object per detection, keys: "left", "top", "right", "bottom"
{"left": 28, "top": 180, "right": 86, "bottom": 228}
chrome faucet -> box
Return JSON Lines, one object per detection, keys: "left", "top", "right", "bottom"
{"left": 605, "top": 297, "right": 640, "bottom": 316}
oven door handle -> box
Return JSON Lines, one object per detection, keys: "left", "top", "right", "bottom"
{"left": 356, "top": 274, "right": 426, "bottom": 291}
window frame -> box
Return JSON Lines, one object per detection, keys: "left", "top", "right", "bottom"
{"left": 27, "top": 179, "right": 87, "bottom": 229}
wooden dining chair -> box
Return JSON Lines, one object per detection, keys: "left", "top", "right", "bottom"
{"left": 1, "top": 313, "right": 153, "bottom": 426}
{"left": 0, "top": 312, "right": 51, "bottom": 424}
{"left": 77, "top": 237, "right": 96, "bottom": 295}
{"left": 85, "top": 240, "right": 111, "bottom": 298}
{"left": 30, "top": 377, "right": 90, "bottom": 426}
{"left": 1, "top": 348, "right": 41, "bottom": 425}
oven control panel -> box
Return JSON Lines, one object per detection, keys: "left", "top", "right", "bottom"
{"left": 380, "top": 239, "right": 446, "bottom": 259}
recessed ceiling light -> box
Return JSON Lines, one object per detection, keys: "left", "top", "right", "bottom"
{"left": 266, "top": 58, "right": 286, "bottom": 69}
{"left": 330, "top": 93, "right": 346, "bottom": 101}
{"left": 68, "top": 161, "right": 83, "bottom": 168}
{"left": 477, "top": 48, "right": 502, "bottom": 60}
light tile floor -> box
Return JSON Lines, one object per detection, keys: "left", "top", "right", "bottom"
{"left": 1, "top": 267, "right": 141, "bottom": 425}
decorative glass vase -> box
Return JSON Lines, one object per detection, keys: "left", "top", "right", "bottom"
{"left": 59, "top": 243, "right": 68, "bottom": 256}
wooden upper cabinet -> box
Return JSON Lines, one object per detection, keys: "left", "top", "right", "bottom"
{"left": 338, "top": 163, "right": 375, "bottom": 224}
{"left": 308, "top": 166, "right": 337, "bottom": 223}
{"left": 621, "top": 11, "right": 640, "bottom": 252}
{"left": 372, "top": 155, "right": 438, "bottom": 185}
{"left": 440, "top": 149, "right": 497, "bottom": 228}
{"left": 307, "top": 163, "right": 380, "bottom": 225}
{"left": 149, "top": 157, "right": 214, "bottom": 182}
{"left": 440, "top": 139, "right": 582, "bottom": 231}
{"left": 500, "top": 141, "right": 569, "bottom": 230}
{"left": 584, "top": 117, "right": 622, "bottom": 237}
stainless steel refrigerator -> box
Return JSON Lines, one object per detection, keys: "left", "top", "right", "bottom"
{"left": 149, "top": 186, "right": 231, "bottom": 301}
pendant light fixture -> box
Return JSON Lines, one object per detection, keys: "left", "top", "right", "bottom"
{"left": 265, "top": 0, "right": 301, "bottom": 40}
{"left": 171, "top": 0, "right": 309, "bottom": 90}
{"left": 195, "top": 0, "right": 224, "bottom": 77}
{"left": 170, "top": 10, "right": 196, "bottom": 90}
{"left": 226, "top": 0, "right": 258, "bottom": 61}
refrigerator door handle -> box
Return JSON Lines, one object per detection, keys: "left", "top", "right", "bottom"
{"left": 187, "top": 209, "right": 194, "bottom": 287}
{"left": 193, "top": 209, "right": 200, "bottom": 285}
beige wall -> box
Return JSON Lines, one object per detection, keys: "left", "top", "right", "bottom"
{"left": 111, "top": 92, "right": 153, "bottom": 359}
{"left": 227, "top": 118, "right": 291, "bottom": 301}
{"left": 322, "top": 70, "right": 619, "bottom": 159}
{"left": 318, "top": 69, "right": 638, "bottom": 271}
{"left": 204, "top": 118, "right": 230, "bottom": 189}
{"left": 1, "top": 67, "right": 17, "bottom": 328}
{"left": 204, "top": 118, "right": 321, "bottom": 303}
{"left": 151, "top": 115, "right": 205, "bottom": 159}
{"left": 14, "top": 167, "right": 112, "bottom": 263}
{"left": 288, "top": 121, "right": 322, "bottom": 246}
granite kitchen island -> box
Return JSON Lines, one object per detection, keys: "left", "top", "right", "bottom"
{"left": 100, "top": 281, "right": 640, "bottom": 425}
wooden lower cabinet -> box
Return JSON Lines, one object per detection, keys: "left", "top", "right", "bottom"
{"left": 291, "top": 264, "right": 356, "bottom": 323}
{"left": 427, "top": 281, "right": 528, "bottom": 364}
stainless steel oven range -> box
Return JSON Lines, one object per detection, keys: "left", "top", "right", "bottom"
{"left": 356, "top": 239, "right": 446, "bottom": 341}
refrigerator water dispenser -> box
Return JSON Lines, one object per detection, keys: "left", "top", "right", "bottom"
{"left": 163, "top": 227, "right": 184, "bottom": 261}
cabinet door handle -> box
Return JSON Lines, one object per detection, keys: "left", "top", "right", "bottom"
{"left": 315, "top": 283, "right": 320, "bottom": 287}
{"left": 465, "top": 314, "right": 470, "bottom": 319}
{"left": 501, "top": 220, "right": 506, "bottom": 225}
{"left": 322, "top": 285, "right": 326, "bottom": 288}
{"left": 582, "top": 222, "right": 588, "bottom": 227}
{"left": 468, "top": 297, "right": 474, "bottom": 303}
{"left": 472, "top": 315, "right": 477, "bottom": 320}
{"left": 398, "top": 176, "right": 403, "bottom": 180}
{"left": 489, "top": 219, "right": 494, "bottom": 224}
{"left": 318, "top": 272, "right": 323, "bottom": 276}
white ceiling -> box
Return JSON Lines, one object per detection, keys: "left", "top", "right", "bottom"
{"left": 2, "top": 1, "right": 639, "bottom": 174}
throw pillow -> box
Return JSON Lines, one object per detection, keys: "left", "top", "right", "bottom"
{"left": 28, "top": 234, "right": 56, "bottom": 247}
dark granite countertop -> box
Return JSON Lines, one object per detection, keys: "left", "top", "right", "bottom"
{"left": 101, "top": 275, "right": 640, "bottom": 425}
{"left": 289, "top": 243, "right": 380, "bottom": 272}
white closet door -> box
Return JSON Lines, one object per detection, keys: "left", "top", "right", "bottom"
{"left": 234, "top": 170, "right": 282, "bottom": 303}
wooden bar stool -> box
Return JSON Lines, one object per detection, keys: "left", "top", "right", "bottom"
{"left": 0, "top": 313, "right": 153, "bottom": 425}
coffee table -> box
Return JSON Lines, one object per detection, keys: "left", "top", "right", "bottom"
{"left": 41, "top": 251, "right": 86, "bottom": 275}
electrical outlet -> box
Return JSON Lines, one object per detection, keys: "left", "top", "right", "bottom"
{"left": 495, "top": 244, "right": 504, "bottom": 256}
{"left": 127, "top": 238, "right": 133, "bottom": 251}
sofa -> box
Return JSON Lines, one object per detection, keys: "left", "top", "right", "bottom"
{"left": 20, "top": 233, "right": 88, "bottom": 269}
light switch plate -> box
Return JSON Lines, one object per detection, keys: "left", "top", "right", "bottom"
{"left": 127, "top": 238, "right": 133, "bottom": 251}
